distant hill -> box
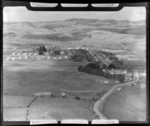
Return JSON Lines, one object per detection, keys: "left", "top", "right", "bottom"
{"left": 3, "top": 18, "right": 146, "bottom": 53}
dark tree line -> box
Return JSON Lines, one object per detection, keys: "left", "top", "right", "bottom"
{"left": 78, "top": 64, "right": 125, "bottom": 83}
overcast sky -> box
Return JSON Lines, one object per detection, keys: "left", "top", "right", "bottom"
{"left": 3, "top": 7, "right": 146, "bottom": 22}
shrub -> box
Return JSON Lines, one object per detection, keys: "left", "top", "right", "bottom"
{"left": 75, "top": 96, "right": 80, "bottom": 100}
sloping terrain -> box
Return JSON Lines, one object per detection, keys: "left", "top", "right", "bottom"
{"left": 3, "top": 18, "right": 146, "bottom": 121}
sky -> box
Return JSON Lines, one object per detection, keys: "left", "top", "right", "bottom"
{"left": 3, "top": 6, "right": 146, "bottom": 22}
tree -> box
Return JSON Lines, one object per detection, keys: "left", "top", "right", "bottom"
{"left": 42, "top": 45, "right": 47, "bottom": 52}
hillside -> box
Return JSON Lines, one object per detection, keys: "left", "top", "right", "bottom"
{"left": 3, "top": 19, "right": 146, "bottom": 59}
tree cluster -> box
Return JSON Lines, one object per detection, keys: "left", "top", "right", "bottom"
{"left": 78, "top": 63, "right": 125, "bottom": 83}
{"left": 37, "top": 45, "right": 47, "bottom": 55}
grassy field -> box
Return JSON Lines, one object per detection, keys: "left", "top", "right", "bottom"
{"left": 103, "top": 79, "right": 146, "bottom": 121}
{"left": 28, "top": 97, "right": 95, "bottom": 121}
{"left": 3, "top": 60, "right": 115, "bottom": 121}
{"left": 3, "top": 60, "right": 116, "bottom": 97}
{"left": 3, "top": 19, "right": 146, "bottom": 121}
{"left": 3, "top": 95, "right": 96, "bottom": 121}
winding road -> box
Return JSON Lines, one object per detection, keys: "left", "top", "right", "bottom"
{"left": 94, "top": 70, "right": 139, "bottom": 119}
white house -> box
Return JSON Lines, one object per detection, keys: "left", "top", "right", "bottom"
{"left": 18, "top": 56, "right": 22, "bottom": 60}
{"left": 104, "top": 80, "right": 109, "bottom": 84}
{"left": 64, "top": 56, "right": 68, "bottom": 59}
{"left": 60, "top": 51, "right": 65, "bottom": 55}
{"left": 12, "top": 53, "right": 16, "bottom": 56}
{"left": 76, "top": 47, "right": 80, "bottom": 50}
{"left": 115, "top": 81, "right": 119, "bottom": 83}
{"left": 61, "top": 92, "right": 67, "bottom": 97}
{"left": 6, "top": 57, "right": 11, "bottom": 61}
{"left": 16, "top": 53, "right": 21, "bottom": 56}
{"left": 23, "top": 53, "right": 27, "bottom": 56}
{"left": 142, "top": 72, "right": 146, "bottom": 76}
{"left": 12, "top": 57, "right": 16, "bottom": 61}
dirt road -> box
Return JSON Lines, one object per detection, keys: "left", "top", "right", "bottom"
{"left": 94, "top": 71, "right": 139, "bottom": 119}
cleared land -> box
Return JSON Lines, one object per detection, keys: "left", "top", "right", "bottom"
{"left": 3, "top": 19, "right": 146, "bottom": 121}
{"left": 3, "top": 60, "right": 116, "bottom": 97}
{"left": 103, "top": 79, "right": 146, "bottom": 121}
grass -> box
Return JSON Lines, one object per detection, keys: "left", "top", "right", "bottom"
{"left": 3, "top": 95, "right": 34, "bottom": 108}
{"left": 3, "top": 20, "right": 146, "bottom": 121}
{"left": 28, "top": 97, "right": 95, "bottom": 121}
{"left": 3, "top": 60, "right": 115, "bottom": 97}
{"left": 103, "top": 81, "right": 146, "bottom": 121}
{"left": 4, "top": 108, "right": 27, "bottom": 121}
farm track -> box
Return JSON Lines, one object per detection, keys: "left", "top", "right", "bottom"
{"left": 93, "top": 71, "right": 139, "bottom": 119}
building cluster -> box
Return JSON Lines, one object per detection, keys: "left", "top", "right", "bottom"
{"left": 34, "top": 92, "right": 67, "bottom": 98}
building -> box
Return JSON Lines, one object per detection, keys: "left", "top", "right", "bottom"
{"left": 64, "top": 56, "right": 68, "bottom": 59}
{"left": 58, "top": 57, "right": 62, "bottom": 60}
{"left": 60, "top": 51, "right": 65, "bottom": 55}
{"left": 12, "top": 53, "right": 16, "bottom": 56}
{"left": 61, "top": 92, "right": 67, "bottom": 98}
{"left": 104, "top": 80, "right": 109, "bottom": 84}
{"left": 6, "top": 57, "right": 11, "bottom": 60}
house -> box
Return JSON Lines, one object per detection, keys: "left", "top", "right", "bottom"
{"left": 110, "top": 72, "right": 114, "bottom": 75}
{"left": 104, "top": 80, "right": 109, "bottom": 84}
{"left": 53, "top": 57, "right": 57, "bottom": 60}
{"left": 64, "top": 56, "right": 68, "bottom": 59}
{"left": 76, "top": 47, "right": 80, "bottom": 50}
{"left": 60, "top": 51, "right": 65, "bottom": 55}
{"left": 24, "top": 56, "right": 28, "bottom": 59}
{"left": 17, "top": 53, "right": 21, "bottom": 56}
{"left": 12, "top": 53, "right": 16, "bottom": 56}
{"left": 23, "top": 53, "right": 27, "bottom": 56}
{"left": 18, "top": 56, "right": 22, "bottom": 60}
{"left": 142, "top": 72, "right": 146, "bottom": 76}
{"left": 5, "top": 57, "right": 9, "bottom": 60}
{"left": 115, "top": 81, "right": 119, "bottom": 83}
{"left": 61, "top": 92, "right": 67, "bottom": 98}
{"left": 58, "top": 57, "right": 62, "bottom": 60}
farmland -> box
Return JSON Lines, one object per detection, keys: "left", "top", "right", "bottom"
{"left": 3, "top": 18, "right": 146, "bottom": 121}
